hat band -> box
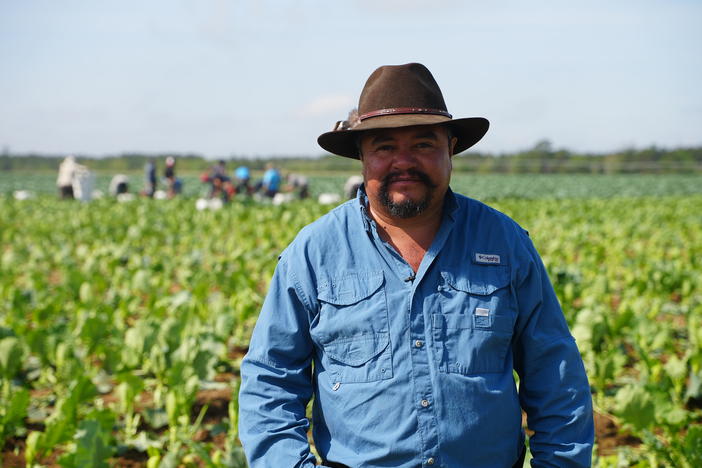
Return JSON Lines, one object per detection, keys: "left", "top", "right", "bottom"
{"left": 359, "top": 107, "right": 452, "bottom": 121}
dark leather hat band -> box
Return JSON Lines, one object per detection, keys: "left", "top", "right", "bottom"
{"left": 359, "top": 107, "right": 452, "bottom": 121}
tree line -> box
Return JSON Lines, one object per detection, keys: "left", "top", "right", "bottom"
{"left": 2, "top": 140, "right": 701, "bottom": 174}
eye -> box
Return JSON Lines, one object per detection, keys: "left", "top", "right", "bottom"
{"left": 375, "top": 144, "right": 395, "bottom": 152}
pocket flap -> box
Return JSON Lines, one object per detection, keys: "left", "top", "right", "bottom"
{"left": 317, "top": 271, "right": 384, "bottom": 306}
{"left": 442, "top": 266, "right": 509, "bottom": 295}
{"left": 323, "top": 333, "right": 390, "bottom": 366}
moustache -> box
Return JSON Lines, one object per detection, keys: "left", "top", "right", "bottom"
{"left": 381, "top": 169, "right": 437, "bottom": 189}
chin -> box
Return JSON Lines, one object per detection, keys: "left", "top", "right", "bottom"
{"left": 390, "top": 195, "right": 421, "bottom": 205}
{"left": 389, "top": 187, "right": 425, "bottom": 202}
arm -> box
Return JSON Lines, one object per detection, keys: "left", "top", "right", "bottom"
{"left": 512, "top": 233, "right": 594, "bottom": 467}
{"left": 238, "top": 257, "right": 317, "bottom": 468}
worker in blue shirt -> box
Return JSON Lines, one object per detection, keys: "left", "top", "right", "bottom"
{"left": 261, "top": 163, "right": 282, "bottom": 198}
{"left": 234, "top": 165, "right": 252, "bottom": 195}
{"left": 239, "top": 63, "right": 594, "bottom": 467}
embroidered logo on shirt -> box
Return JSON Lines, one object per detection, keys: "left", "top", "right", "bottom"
{"left": 475, "top": 253, "right": 501, "bottom": 264}
{"left": 475, "top": 307, "right": 490, "bottom": 317}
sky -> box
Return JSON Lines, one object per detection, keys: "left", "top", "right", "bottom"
{"left": 1, "top": 0, "right": 700, "bottom": 158}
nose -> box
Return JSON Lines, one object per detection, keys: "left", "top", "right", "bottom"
{"left": 391, "top": 144, "right": 418, "bottom": 169}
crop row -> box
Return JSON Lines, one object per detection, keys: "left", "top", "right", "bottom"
{"left": 3, "top": 172, "right": 702, "bottom": 200}
{"left": 1, "top": 192, "right": 701, "bottom": 466}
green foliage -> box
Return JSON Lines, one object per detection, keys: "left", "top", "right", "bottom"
{"left": 1, "top": 175, "right": 701, "bottom": 465}
{"left": 0, "top": 381, "right": 29, "bottom": 444}
{"left": 2, "top": 143, "right": 702, "bottom": 174}
{"left": 2, "top": 193, "right": 330, "bottom": 465}
{"left": 614, "top": 385, "right": 656, "bottom": 431}
{"left": 0, "top": 334, "right": 23, "bottom": 380}
{"left": 58, "top": 411, "right": 116, "bottom": 468}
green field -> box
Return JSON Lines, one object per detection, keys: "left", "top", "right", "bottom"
{"left": 3, "top": 172, "right": 702, "bottom": 199}
{"left": 1, "top": 174, "right": 701, "bottom": 466}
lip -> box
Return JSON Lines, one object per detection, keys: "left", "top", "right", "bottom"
{"left": 389, "top": 177, "right": 423, "bottom": 184}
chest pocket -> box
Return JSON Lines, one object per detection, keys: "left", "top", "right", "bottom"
{"left": 314, "top": 271, "right": 393, "bottom": 384}
{"left": 433, "top": 266, "right": 515, "bottom": 375}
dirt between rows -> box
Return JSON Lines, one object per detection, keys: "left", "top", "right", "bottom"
{"left": 2, "top": 400, "right": 638, "bottom": 467}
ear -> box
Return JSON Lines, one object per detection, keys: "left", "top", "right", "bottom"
{"left": 449, "top": 136, "right": 458, "bottom": 156}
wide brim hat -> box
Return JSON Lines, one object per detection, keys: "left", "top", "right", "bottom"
{"left": 318, "top": 63, "right": 489, "bottom": 159}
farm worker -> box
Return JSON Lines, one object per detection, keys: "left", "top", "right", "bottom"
{"left": 206, "top": 160, "right": 232, "bottom": 200}
{"left": 143, "top": 159, "right": 157, "bottom": 197}
{"left": 164, "top": 156, "right": 181, "bottom": 197}
{"left": 343, "top": 174, "right": 363, "bottom": 199}
{"left": 211, "top": 159, "right": 227, "bottom": 179}
{"left": 56, "top": 155, "right": 86, "bottom": 199}
{"left": 109, "top": 174, "right": 129, "bottom": 196}
{"left": 285, "top": 172, "right": 310, "bottom": 199}
{"left": 260, "top": 162, "right": 282, "bottom": 198}
{"left": 239, "top": 63, "right": 594, "bottom": 467}
{"left": 234, "top": 165, "right": 251, "bottom": 195}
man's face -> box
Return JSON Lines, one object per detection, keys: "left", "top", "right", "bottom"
{"left": 360, "top": 125, "right": 456, "bottom": 219}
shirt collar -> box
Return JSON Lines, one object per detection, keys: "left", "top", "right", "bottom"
{"left": 356, "top": 185, "right": 373, "bottom": 233}
{"left": 443, "top": 188, "right": 459, "bottom": 222}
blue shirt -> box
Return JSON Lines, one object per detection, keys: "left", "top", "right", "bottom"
{"left": 239, "top": 188, "right": 594, "bottom": 468}
{"left": 235, "top": 166, "right": 250, "bottom": 181}
{"left": 262, "top": 168, "right": 281, "bottom": 191}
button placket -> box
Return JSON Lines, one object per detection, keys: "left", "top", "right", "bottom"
{"left": 407, "top": 261, "right": 442, "bottom": 468}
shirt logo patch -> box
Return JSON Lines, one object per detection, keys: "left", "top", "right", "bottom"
{"left": 475, "top": 307, "right": 490, "bottom": 317}
{"left": 475, "top": 253, "right": 501, "bottom": 264}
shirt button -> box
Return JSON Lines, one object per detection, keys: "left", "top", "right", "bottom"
{"left": 420, "top": 399, "right": 430, "bottom": 408}
{"left": 427, "top": 457, "right": 435, "bottom": 465}
{"left": 414, "top": 340, "right": 423, "bottom": 348}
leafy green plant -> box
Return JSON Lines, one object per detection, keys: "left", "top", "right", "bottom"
{"left": 2, "top": 178, "right": 701, "bottom": 465}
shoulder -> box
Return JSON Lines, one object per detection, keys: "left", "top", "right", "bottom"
{"left": 279, "top": 199, "right": 359, "bottom": 262}
{"left": 453, "top": 192, "right": 528, "bottom": 238}
{"left": 276, "top": 199, "right": 361, "bottom": 305}
{"left": 449, "top": 193, "right": 535, "bottom": 271}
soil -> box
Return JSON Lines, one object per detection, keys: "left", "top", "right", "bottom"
{"left": 2, "top": 408, "right": 640, "bottom": 467}
{"left": 593, "top": 411, "right": 641, "bottom": 455}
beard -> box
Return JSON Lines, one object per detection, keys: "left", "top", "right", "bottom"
{"left": 378, "top": 169, "right": 438, "bottom": 218}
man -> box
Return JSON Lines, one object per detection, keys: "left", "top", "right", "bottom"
{"left": 56, "top": 155, "right": 85, "bottom": 199}
{"left": 260, "top": 162, "right": 282, "bottom": 198}
{"left": 144, "top": 159, "right": 157, "bottom": 197}
{"left": 343, "top": 174, "right": 364, "bottom": 200}
{"left": 109, "top": 173, "right": 130, "bottom": 196}
{"left": 164, "top": 156, "right": 181, "bottom": 198}
{"left": 286, "top": 172, "right": 311, "bottom": 199}
{"left": 239, "top": 63, "right": 594, "bottom": 467}
{"left": 234, "top": 165, "right": 252, "bottom": 195}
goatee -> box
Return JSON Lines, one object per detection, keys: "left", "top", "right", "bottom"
{"left": 378, "top": 169, "right": 437, "bottom": 219}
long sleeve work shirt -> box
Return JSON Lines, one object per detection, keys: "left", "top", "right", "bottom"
{"left": 239, "top": 188, "right": 594, "bottom": 467}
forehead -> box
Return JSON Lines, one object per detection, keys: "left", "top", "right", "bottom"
{"left": 360, "top": 124, "right": 448, "bottom": 145}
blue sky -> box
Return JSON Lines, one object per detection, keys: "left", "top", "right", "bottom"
{"left": 1, "top": 0, "right": 700, "bottom": 158}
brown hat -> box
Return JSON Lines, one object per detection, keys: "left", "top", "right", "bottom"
{"left": 317, "top": 63, "right": 489, "bottom": 159}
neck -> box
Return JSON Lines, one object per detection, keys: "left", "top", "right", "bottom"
{"left": 366, "top": 194, "right": 445, "bottom": 271}
{"left": 369, "top": 202, "right": 443, "bottom": 235}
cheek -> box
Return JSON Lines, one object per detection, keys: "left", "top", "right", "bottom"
{"left": 362, "top": 159, "right": 386, "bottom": 182}
{"left": 361, "top": 166, "right": 370, "bottom": 187}
{"left": 435, "top": 156, "right": 452, "bottom": 179}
